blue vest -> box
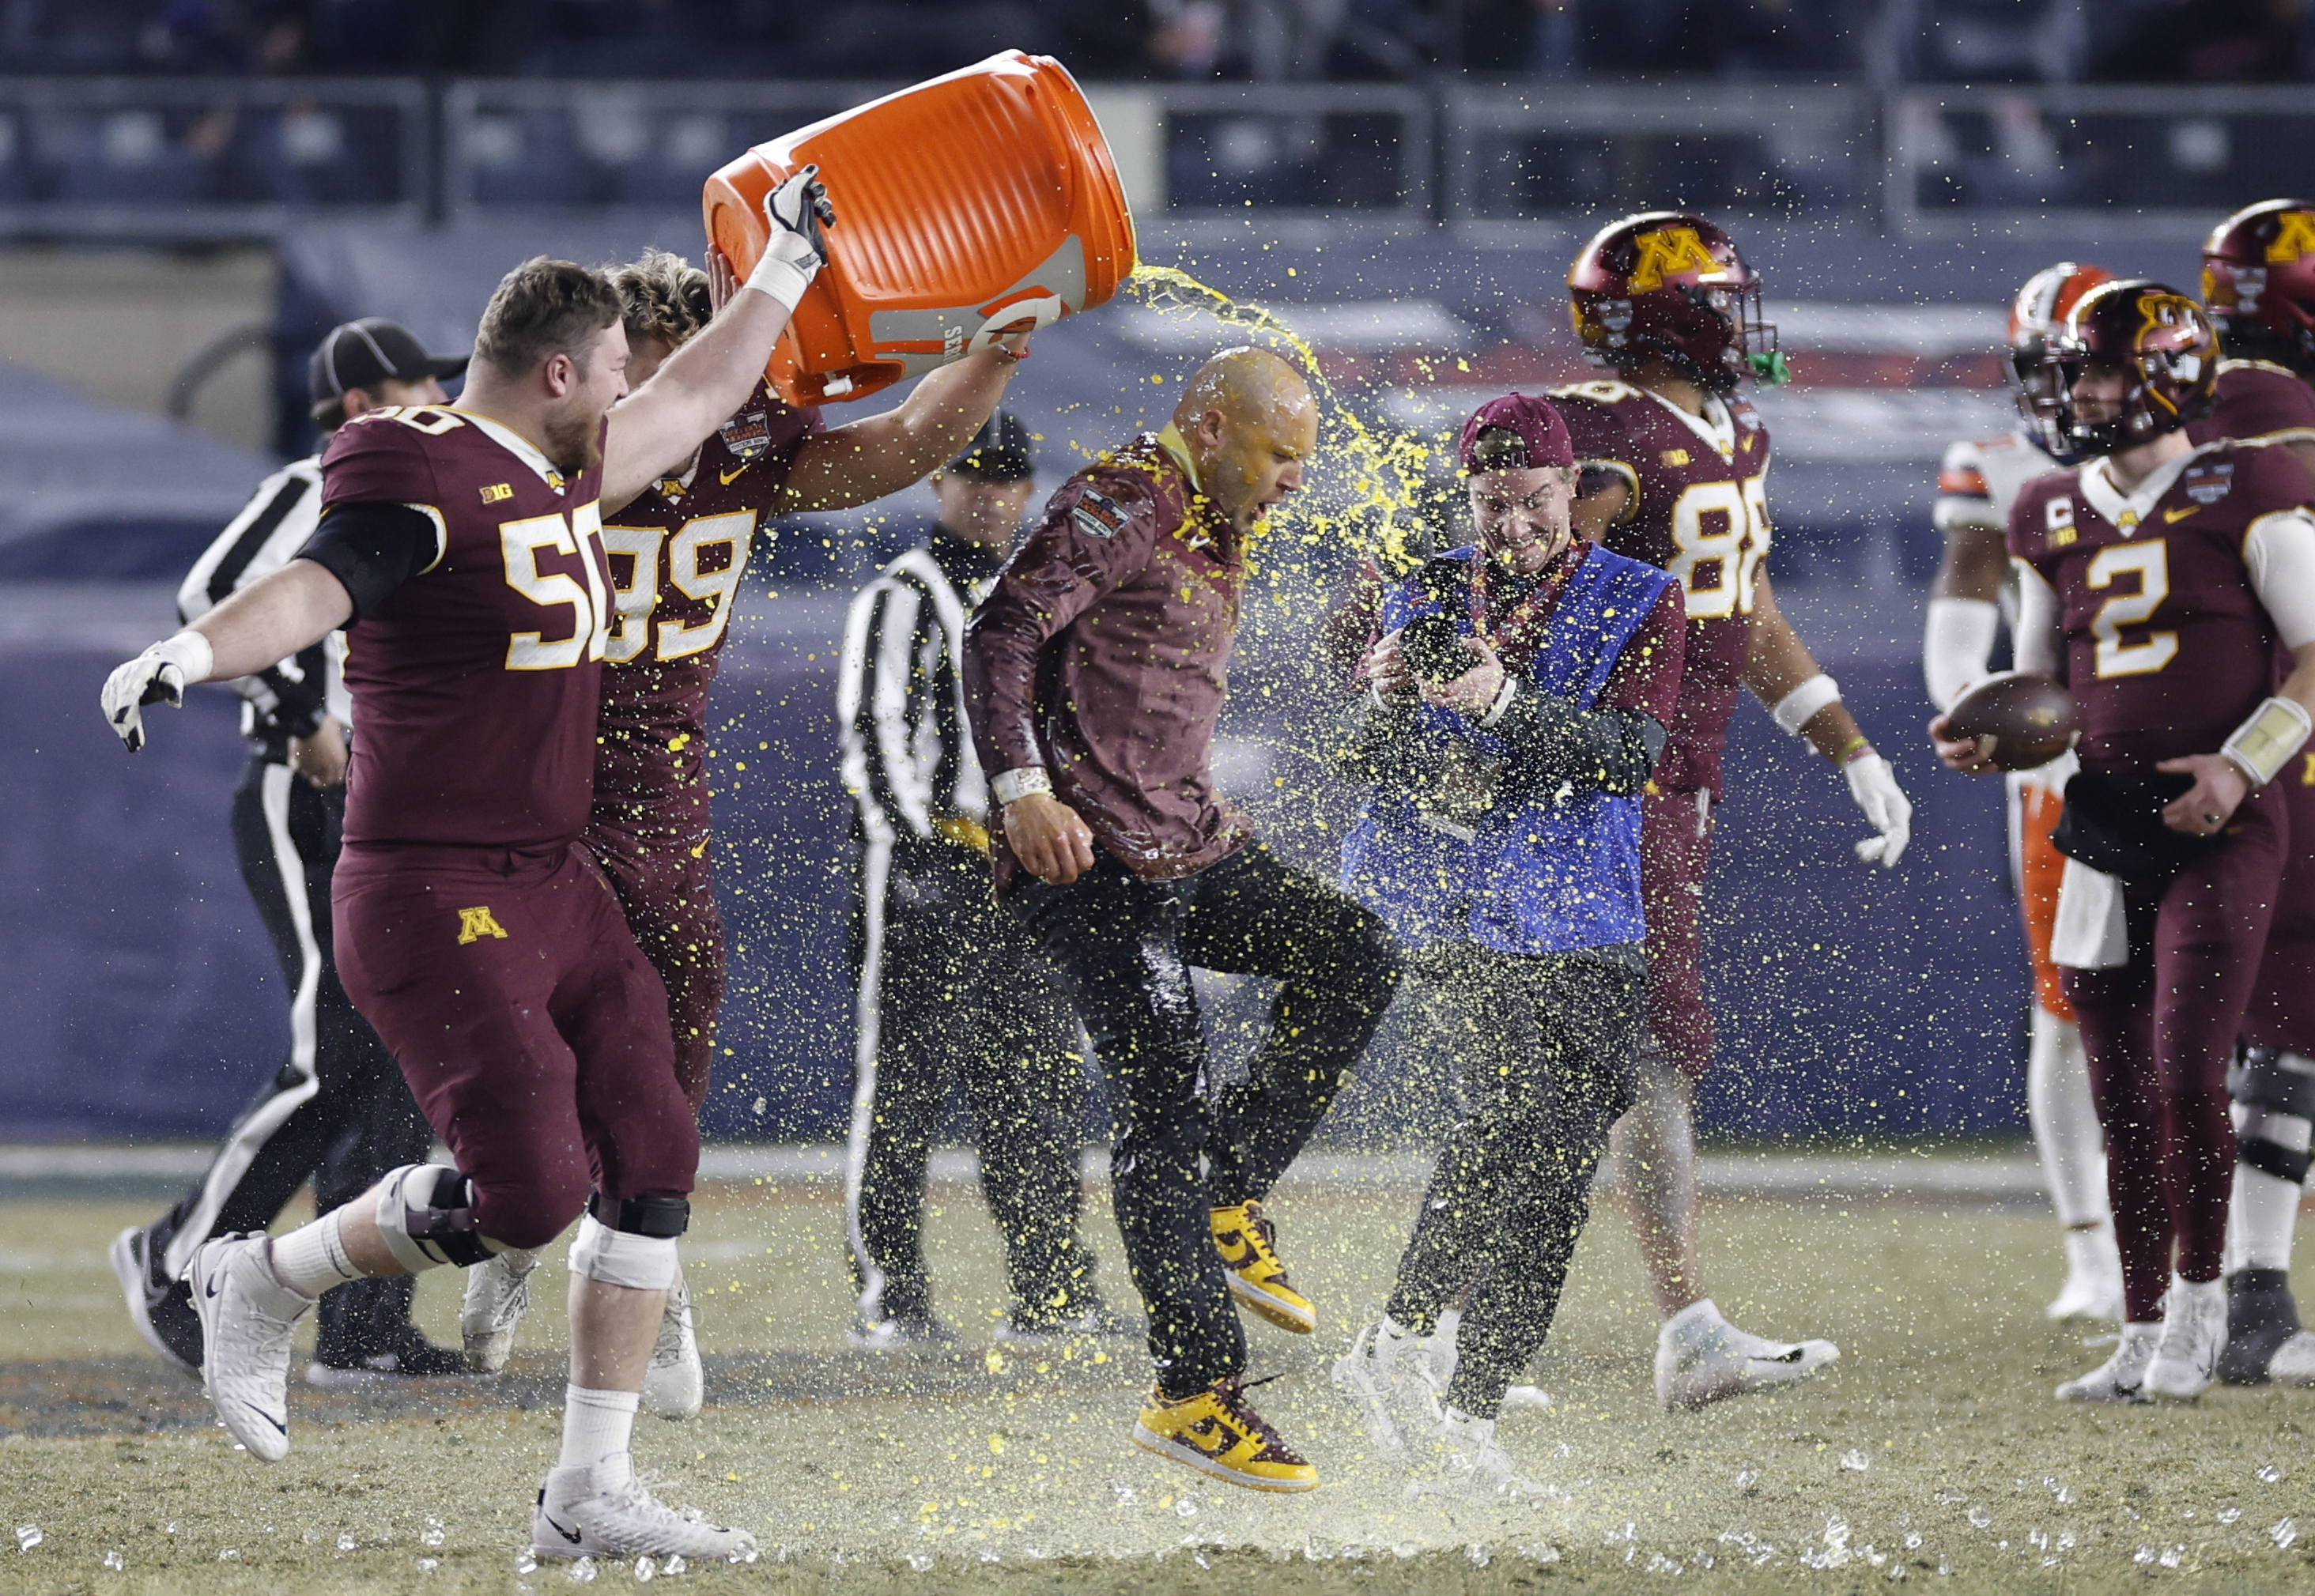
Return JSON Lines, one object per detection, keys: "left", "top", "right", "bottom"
{"left": 1339, "top": 545, "right": 1671, "bottom": 956}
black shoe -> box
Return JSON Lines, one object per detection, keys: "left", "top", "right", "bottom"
{"left": 2218, "top": 1267, "right": 2303, "bottom": 1385}
{"left": 308, "top": 1273, "right": 467, "bottom": 1383}
{"left": 109, "top": 1225, "right": 203, "bottom": 1377}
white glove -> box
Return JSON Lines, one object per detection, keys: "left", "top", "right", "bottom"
{"left": 101, "top": 631, "right": 213, "bottom": 752}
{"left": 744, "top": 164, "right": 835, "bottom": 312}
{"left": 1845, "top": 751, "right": 1912, "bottom": 868}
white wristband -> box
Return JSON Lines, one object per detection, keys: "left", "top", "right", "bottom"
{"left": 1771, "top": 673, "right": 1841, "bottom": 736}
{"left": 991, "top": 767, "right": 1052, "bottom": 806}
{"left": 1478, "top": 674, "right": 1520, "bottom": 727}
{"left": 2220, "top": 696, "right": 2314, "bottom": 787}
{"left": 743, "top": 252, "right": 816, "bottom": 314}
{"left": 156, "top": 629, "right": 215, "bottom": 686}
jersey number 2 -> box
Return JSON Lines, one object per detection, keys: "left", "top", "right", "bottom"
{"left": 2085, "top": 539, "right": 2178, "bottom": 678}
{"left": 599, "top": 511, "right": 754, "bottom": 665}
{"left": 1665, "top": 477, "right": 1769, "bottom": 620}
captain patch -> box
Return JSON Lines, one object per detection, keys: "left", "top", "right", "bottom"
{"left": 1071, "top": 489, "right": 1129, "bottom": 540}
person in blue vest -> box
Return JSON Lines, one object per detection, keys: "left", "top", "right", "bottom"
{"left": 1328, "top": 393, "right": 1687, "bottom": 1495}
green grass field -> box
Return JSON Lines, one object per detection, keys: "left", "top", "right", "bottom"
{"left": 7, "top": 1168, "right": 2315, "bottom": 1593}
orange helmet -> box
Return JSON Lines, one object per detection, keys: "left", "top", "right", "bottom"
{"left": 2201, "top": 198, "right": 2315, "bottom": 375}
{"left": 1567, "top": 211, "right": 1781, "bottom": 394}
{"left": 2007, "top": 262, "right": 2115, "bottom": 461}
{"left": 2031, "top": 281, "right": 2219, "bottom": 458}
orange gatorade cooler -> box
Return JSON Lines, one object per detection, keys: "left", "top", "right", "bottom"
{"left": 704, "top": 50, "right": 1137, "bottom": 407}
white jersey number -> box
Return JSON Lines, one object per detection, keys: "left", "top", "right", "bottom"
{"left": 501, "top": 502, "right": 611, "bottom": 670}
{"left": 598, "top": 511, "right": 755, "bottom": 665}
{"left": 1665, "top": 476, "right": 1770, "bottom": 620}
{"left": 2085, "top": 539, "right": 2179, "bottom": 678}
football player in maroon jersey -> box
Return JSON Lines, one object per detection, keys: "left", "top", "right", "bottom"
{"left": 1550, "top": 211, "right": 1912, "bottom": 1408}
{"left": 97, "top": 171, "right": 834, "bottom": 1560}
{"left": 1932, "top": 281, "right": 2315, "bottom": 1402}
{"left": 2190, "top": 201, "right": 2315, "bottom": 1383}
{"left": 589, "top": 251, "right": 1032, "bottom": 1418}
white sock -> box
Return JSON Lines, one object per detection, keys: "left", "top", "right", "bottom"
{"left": 558, "top": 1385, "right": 640, "bottom": 1474}
{"left": 267, "top": 1209, "right": 362, "bottom": 1299}
{"left": 2027, "top": 1007, "right": 2109, "bottom": 1229}
{"left": 2230, "top": 1164, "right": 2303, "bottom": 1274}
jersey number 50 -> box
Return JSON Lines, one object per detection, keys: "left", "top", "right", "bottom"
{"left": 501, "top": 503, "right": 612, "bottom": 670}
{"left": 1664, "top": 477, "right": 1770, "bottom": 621}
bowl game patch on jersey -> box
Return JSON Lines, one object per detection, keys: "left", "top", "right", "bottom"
{"left": 1071, "top": 487, "right": 1130, "bottom": 540}
{"left": 718, "top": 406, "right": 773, "bottom": 461}
{"left": 2183, "top": 458, "right": 2234, "bottom": 506}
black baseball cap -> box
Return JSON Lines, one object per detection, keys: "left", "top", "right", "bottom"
{"left": 308, "top": 318, "right": 470, "bottom": 424}
{"left": 944, "top": 411, "right": 1036, "bottom": 481}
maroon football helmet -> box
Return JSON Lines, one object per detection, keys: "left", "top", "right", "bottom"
{"left": 2201, "top": 198, "right": 2315, "bottom": 375}
{"left": 2032, "top": 280, "right": 2219, "bottom": 457}
{"left": 2006, "top": 261, "right": 2114, "bottom": 462}
{"left": 1567, "top": 211, "right": 1781, "bottom": 394}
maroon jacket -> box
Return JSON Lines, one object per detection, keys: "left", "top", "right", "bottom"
{"left": 963, "top": 430, "right": 1252, "bottom": 891}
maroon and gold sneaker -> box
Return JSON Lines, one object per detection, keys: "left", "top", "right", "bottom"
{"left": 1132, "top": 1376, "right": 1318, "bottom": 1492}
{"left": 1211, "top": 1201, "right": 1314, "bottom": 1334}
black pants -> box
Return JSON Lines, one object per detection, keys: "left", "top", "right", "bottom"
{"left": 1011, "top": 841, "right": 1402, "bottom": 1398}
{"left": 1384, "top": 940, "right": 1645, "bottom": 1418}
{"left": 145, "top": 755, "right": 432, "bottom": 1357}
{"left": 848, "top": 836, "right": 1097, "bottom": 1326}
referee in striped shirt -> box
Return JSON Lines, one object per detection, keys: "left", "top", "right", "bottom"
{"left": 836, "top": 413, "right": 1115, "bottom": 1349}
{"left": 108, "top": 319, "right": 470, "bottom": 1385}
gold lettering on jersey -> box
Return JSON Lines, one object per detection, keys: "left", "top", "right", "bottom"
{"left": 2086, "top": 539, "right": 2179, "bottom": 677}
{"left": 501, "top": 505, "right": 610, "bottom": 670}
{"left": 455, "top": 906, "right": 509, "bottom": 945}
{"left": 1661, "top": 448, "right": 1691, "bottom": 467}
{"left": 2045, "top": 497, "right": 2075, "bottom": 547}
{"left": 1626, "top": 226, "right": 1724, "bottom": 293}
{"left": 2268, "top": 211, "right": 2315, "bottom": 265}
{"left": 1664, "top": 477, "right": 1770, "bottom": 620}
{"left": 480, "top": 482, "right": 513, "bottom": 504}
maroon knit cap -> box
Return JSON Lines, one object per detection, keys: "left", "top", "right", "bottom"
{"left": 1457, "top": 391, "right": 1574, "bottom": 471}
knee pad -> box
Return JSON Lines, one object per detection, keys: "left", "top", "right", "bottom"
{"left": 568, "top": 1212, "right": 679, "bottom": 1291}
{"left": 374, "top": 1163, "right": 500, "bottom": 1272}
{"left": 2230, "top": 1048, "right": 2315, "bottom": 1184}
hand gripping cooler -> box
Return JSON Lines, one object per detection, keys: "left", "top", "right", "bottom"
{"left": 704, "top": 50, "right": 1138, "bottom": 407}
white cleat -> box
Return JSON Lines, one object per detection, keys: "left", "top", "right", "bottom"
{"left": 2056, "top": 1322, "right": 2156, "bottom": 1402}
{"left": 186, "top": 1232, "right": 312, "bottom": 1462}
{"left": 642, "top": 1263, "right": 703, "bottom": 1421}
{"left": 2046, "top": 1224, "right": 2125, "bottom": 1321}
{"left": 462, "top": 1245, "right": 540, "bottom": 1375}
{"left": 2146, "top": 1276, "right": 2227, "bottom": 1400}
{"left": 2265, "top": 1330, "right": 2315, "bottom": 1385}
{"left": 1432, "top": 1405, "right": 1547, "bottom": 1499}
{"left": 1501, "top": 1383, "right": 1553, "bottom": 1413}
{"left": 1330, "top": 1319, "right": 1439, "bottom": 1462}
{"left": 1655, "top": 1299, "right": 1838, "bottom": 1410}
{"left": 531, "top": 1456, "right": 756, "bottom": 1562}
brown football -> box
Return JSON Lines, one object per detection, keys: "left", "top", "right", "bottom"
{"left": 1944, "top": 670, "right": 2082, "bottom": 771}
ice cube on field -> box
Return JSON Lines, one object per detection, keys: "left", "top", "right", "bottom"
{"left": 1465, "top": 1544, "right": 1490, "bottom": 1567}
{"left": 338, "top": 1534, "right": 357, "bottom": 1551}
{"left": 2273, "top": 1519, "right": 2298, "bottom": 1551}
{"left": 635, "top": 1554, "right": 656, "bottom": 1580}
{"left": 417, "top": 1557, "right": 440, "bottom": 1573}
{"left": 663, "top": 1555, "right": 685, "bottom": 1575}
{"left": 2219, "top": 1508, "right": 2242, "bottom": 1525}
{"left": 1176, "top": 1496, "right": 1199, "bottom": 1518}
{"left": 15, "top": 1525, "right": 41, "bottom": 1553}
{"left": 1966, "top": 1508, "right": 1992, "bottom": 1530}
{"left": 2135, "top": 1547, "right": 2155, "bottom": 1564}
{"left": 516, "top": 1553, "right": 539, "bottom": 1573}
{"left": 1904, "top": 1534, "right": 1924, "bottom": 1550}
{"left": 1522, "top": 1543, "right": 1562, "bottom": 1564}
{"left": 568, "top": 1554, "right": 598, "bottom": 1582}
{"left": 1735, "top": 1470, "right": 1758, "bottom": 1488}
{"left": 218, "top": 1548, "right": 240, "bottom": 1560}
{"left": 102, "top": 1549, "right": 124, "bottom": 1570}
{"left": 2260, "top": 1465, "right": 2285, "bottom": 1484}
{"left": 2159, "top": 1545, "right": 2183, "bottom": 1568}
{"left": 1841, "top": 1451, "right": 1871, "bottom": 1472}
{"left": 907, "top": 1555, "right": 933, "bottom": 1572}
{"left": 1646, "top": 1552, "right": 1682, "bottom": 1574}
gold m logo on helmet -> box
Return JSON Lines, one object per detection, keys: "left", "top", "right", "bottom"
{"left": 456, "top": 906, "right": 510, "bottom": 945}
{"left": 2266, "top": 211, "right": 2315, "bottom": 264}
{"left": 1626, "top": 227, "right": 1723, "bottom": 292}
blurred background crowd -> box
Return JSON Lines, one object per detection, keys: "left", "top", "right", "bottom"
{"left": 2, "top": 0, "right": 2310, "bottom": 85}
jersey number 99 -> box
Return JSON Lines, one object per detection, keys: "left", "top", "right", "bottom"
{"left": 599, "top": 511, "right": 756, "bottom": 665}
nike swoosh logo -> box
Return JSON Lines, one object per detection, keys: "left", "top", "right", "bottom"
{"left": 2162, "top": 505, "right": 2198, "bottom": 523}
{"left": 719, "top": 463, "right": 750, "bottom": 486}
{"left": 205, "top": 1277, "right": 221, "bottom": 1299}
{"left": 257, "top": 1410, "right": 287, "bottom": 1435}
{"left": 544, "top": 1515, "right": 583, "bottom": 1545}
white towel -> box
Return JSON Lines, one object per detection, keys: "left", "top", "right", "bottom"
{"left": 2052, "top": 855, "right": 2128, "bottom": 970}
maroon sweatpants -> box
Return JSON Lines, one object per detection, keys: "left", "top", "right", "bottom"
{"left": 587, "top": 820, "right": 726, "bottom": 1113}
{"left": 333, "top": 841, "right": 697, "bottom": 1251}
{"left": 2242, "top": 760, "right": 2315, "bottom": 1055}
{"left": 2064, "top": 781, "right": 2287, "bottom": 1322}
{"left": 1641, "top": 787, "right": 1716, "bottom": 1083}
